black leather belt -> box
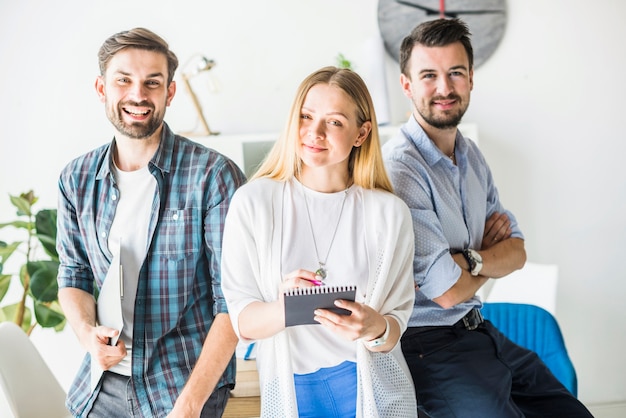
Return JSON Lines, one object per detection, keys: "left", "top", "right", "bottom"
{"left": 404, "top": 308, "right": 485, "bottom": 337}
{"left": 454, "top": 308, "right": 484, "bottom": 331}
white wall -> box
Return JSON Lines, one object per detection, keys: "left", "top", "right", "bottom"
{"left": 1, "top": 0, "right": 624, "bottom": 412}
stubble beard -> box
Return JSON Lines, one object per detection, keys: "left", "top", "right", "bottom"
{"left": 416, "top": 94, "right": 469, "bottom": 130}
{"left": 106, "top": 100, "right": 164, "bottom": 139}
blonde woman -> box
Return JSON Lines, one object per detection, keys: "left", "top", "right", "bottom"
{"left": 222, "top": 66, "right": 417, "bottom": 417}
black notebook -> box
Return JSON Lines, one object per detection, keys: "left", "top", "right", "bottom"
{"left": 283, "top": 285, "right": 357, "bottom": 327}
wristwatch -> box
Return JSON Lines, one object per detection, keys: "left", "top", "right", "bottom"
{"left": 462, "top": 249, "right": 483, "bottom": 276}
{"left": 366, "top": 317, "right": 390, "bottom": 348}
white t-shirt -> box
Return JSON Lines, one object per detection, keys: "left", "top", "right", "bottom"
{"left": 107, "top": 163, "right": 155, "bottom": 375}
{"left": 281, "top": 179, "right": 369, "bottom": 374}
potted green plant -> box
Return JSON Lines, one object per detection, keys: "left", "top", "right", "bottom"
{"left": 0, "top": 191, "right": 65, "bottom": 335}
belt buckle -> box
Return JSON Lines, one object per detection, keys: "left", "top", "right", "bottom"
{"left": 462, "top": 309, "right": 483, "bottom": 331}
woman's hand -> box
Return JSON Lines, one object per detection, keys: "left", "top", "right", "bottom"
{"left": 313, "top": 300, "right": 387, "bottom": 343}
{"left": 278, "top": 269, "right": 323, "bottom": 299}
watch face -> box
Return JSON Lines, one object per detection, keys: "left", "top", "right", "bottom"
{"left": 378, "top": 0, "right": 508, "bottom": 68}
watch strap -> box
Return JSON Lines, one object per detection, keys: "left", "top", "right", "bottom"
{"left": 462, "top": 249, "right": 477, "bottom": 273}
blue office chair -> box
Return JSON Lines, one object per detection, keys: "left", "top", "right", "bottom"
{"left": 480, "top": 302, "right": 578, "bottom": 397}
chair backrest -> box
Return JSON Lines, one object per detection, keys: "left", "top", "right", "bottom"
{"left": 0, "top": 322, "right": 71, "bottom": 418}
{"left": 480, "top": 302, "right": 578, "bottom": 397}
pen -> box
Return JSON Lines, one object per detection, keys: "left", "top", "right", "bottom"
{"left": 303, "top": 277, "right": 323, "bottom": 286}
{"left": 244, "top": 342, "right": 255, "bottom": 360}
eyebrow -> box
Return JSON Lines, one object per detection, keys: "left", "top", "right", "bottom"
{"left": 301, "top": 106, "right": 349, "bottom": 119}
{"left": 112, "top": 70, "right": 165, "bottom": 79}
{"left": 449, "top": 65, "right": 468, "bottom": 72}
{"left": 419, "top": 65, "right": 468, "bottom": 74}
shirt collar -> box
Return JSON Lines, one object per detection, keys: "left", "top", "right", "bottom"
{"left": 150, "top": 122, "right": 175, "bottom": 175}
{"left": 95, "top": 122, "right": 175, "bottom": 180}
{"left": 402, "top": 115, "right": 468, "bottom": 167}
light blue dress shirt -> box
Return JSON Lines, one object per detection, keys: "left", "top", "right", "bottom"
{"left": 382, "top": 116, "right": 523, "bottom": 327}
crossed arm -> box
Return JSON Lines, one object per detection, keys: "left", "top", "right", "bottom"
{"left": 433, "top": 212, "right": 527, "bottom": 309}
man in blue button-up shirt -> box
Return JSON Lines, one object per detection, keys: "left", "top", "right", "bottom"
{"left": 383, "top": 18, "right": 592, "bottom": 418}
{"left": 56, "top": 28, "right": 246, "bottom": 418}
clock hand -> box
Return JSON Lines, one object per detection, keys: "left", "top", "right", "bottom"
{"left": 395, "top": 0, "right": 505, "bottom": 18}
{"left": 395, "top": 0, "right": 439, "bottom": 15}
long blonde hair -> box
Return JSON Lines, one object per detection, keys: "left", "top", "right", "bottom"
{"left": 252, "top": 66, "right": 393, "bottom": 192}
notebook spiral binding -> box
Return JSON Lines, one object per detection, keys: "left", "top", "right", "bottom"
{"left": 284, "top": 284, "right": 357, "bottom": 297}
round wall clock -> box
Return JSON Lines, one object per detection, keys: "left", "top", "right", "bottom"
{"left": 378, "top": 0, "right": 507, "bottom": 68}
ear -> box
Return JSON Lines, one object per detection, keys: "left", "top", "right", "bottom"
{"left": 95, "top": 76, "right": 106, "bottom": 103}
{"left": 400, "top": 73, "right": 413, "bottom": 99}
{"left": 166, "top": 80, "right": 176, "bottom": 107}
{"left": 469, "top": 68, "right": 474, "bottom": 92}
{"left": 355, "top": 121, "right": 372, "bottom": 147}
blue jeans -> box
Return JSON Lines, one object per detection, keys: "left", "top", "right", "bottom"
{"left": 401, "top": 320, "right": 593, "bottom": 418}
{"left": 87, "top": 371, "right": 230, "bottom": 417}
{"left": 294, "top": 361, "right": 357, "bottom": 418}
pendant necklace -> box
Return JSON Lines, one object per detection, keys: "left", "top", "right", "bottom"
{"left": 301, "top": 183, "right": 349, "bottom": 280}
{"left": 448, "top": 141, "right": 456, "bottom": 163}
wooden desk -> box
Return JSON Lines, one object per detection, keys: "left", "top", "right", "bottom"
{"left": 223, "top": 396, "right": 261, "bottom": 418}
{"left": 223, "top": 358, "right": 260, "bottom": 418}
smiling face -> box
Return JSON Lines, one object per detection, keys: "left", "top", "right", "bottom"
{"left": 402, "top": 41, "right": 473, "bottom": 130}
{"left": 96, "top": 48, "right": 175, "bottom": 140}
{"left": 297, "top": 83, "right": 370, "bottom": 189}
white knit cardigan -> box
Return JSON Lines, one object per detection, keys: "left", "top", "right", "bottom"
{"left": 222, "top": 178, "right": 417, "bottom": 417}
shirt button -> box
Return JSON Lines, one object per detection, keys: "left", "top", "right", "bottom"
{"left": 112, "top": 194, "right": 117, "bottom": 201}
{"left": 172, "top": 213, "right": 179, "bottom": 221}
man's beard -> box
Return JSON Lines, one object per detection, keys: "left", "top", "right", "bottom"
{"left": 416, "top": 94, "right": 469, "bottom": 130}
{"left": 106, "top": 100, "right": 163, "bottom": 139}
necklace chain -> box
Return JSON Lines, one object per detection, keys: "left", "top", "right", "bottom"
{"left": 301, "top": 183, "right": 349, "bottom": 280}
{"left": 448, "top": 143, "right": 456, "bottom": 162}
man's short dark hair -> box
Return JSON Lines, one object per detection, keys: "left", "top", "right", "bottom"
{"left": 98, "top": 27, "right": 179, "bottom": 85}
{"left": 399, "top": 18, "right": 473, "bottom": 77}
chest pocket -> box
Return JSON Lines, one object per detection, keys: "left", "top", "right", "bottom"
{"left": 156, "top": 208, "right": 202, "bottom": 262}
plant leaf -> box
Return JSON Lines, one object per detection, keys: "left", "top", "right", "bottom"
{"left": 0, "top": 220, "right": 32, "bottom": 230}
{"left": 28, "top": 260, "right": 60, "bottom": 302}
{"left": 1, "top": 303, "right": 32, "bottom": 332}
{"left": 37, "top": 235, "right": 59, "bottom": 261}
{"left": 1, "top": 192, "right": 64, "bottom": 333}
{"left": 36, "top": 209, "right": 57, "bottom": 237}
{"left": 46, "top": 301, "right": 67, "bottom": 331}
{"left": 0, "top": 241, "right": 20, "bottom": 264}
{"left": 19, "top": 263, "right": 28, "bottom": 287}
{"left": 36, "top": 209, "right": 58, "bottom": 259}
{"left": 20, "top": 191, "right": 37, "bottom": 205}
{"left": 34, "top": 301, "right": 65, "bottom": 328}
{"left": 10, "top": 194, "right": 33, "bottom": 217}
{"left": 0, "top": 274, "right": 11, "bottom": 301}
{"left": 54, "top": 319, "right": 67, "bottom": 332}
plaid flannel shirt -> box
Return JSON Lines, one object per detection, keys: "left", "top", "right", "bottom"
{"left": 56, "top": 122, "right": 246, "bottom": 417}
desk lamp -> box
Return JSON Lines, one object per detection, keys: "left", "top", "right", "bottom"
{"left": 181, "top": 54, "right": 219, "bottom": 136}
